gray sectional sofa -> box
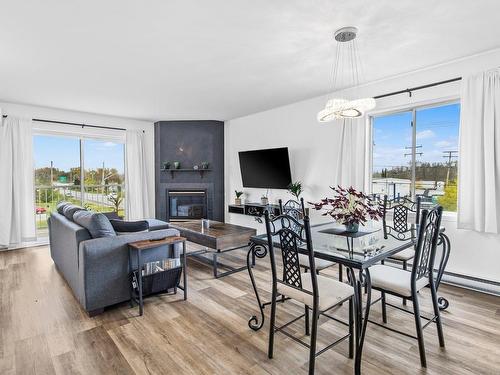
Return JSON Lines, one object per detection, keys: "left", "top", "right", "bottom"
{"left": 48, "top": 209, "right": 180, "bottom": 316}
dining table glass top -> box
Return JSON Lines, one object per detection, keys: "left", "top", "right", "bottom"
{"left": 250, "top": 220, "right": 416, "bottom": 269}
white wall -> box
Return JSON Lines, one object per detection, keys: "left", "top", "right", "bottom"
{"left": 0, "top": 101, "right": 155, "bottom": 216}
{"left": 225, "top": 48, "right": 500, "bottom": 286}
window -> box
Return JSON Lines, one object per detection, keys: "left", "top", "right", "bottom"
{"left": 371, "top": 102, "right": 460, "bottom": 212}
{"left": 34, "top": 135, "right": 125, "bottom": 238}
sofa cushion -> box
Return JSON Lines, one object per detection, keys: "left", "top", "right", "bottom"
{"left": 73, "top": 210, "right": 116, "bottom": 238}
{"left": 62, "top": 204, "right": 85, "bottom": 221}
{"left": 56, "top": 201, "right": 70, "bottom": 214}
{"left": 110, "top": 219, "right": 149, "bottom": 235}
{"left": 102, "top": 211, "right": 122, "bottom": 220}
{"left": 145, "top": 218, "right": 169, "bottom": 231}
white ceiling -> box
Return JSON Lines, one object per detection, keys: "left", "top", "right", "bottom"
{"left": 1, "top": 0, "right": 500, "bottom": 121}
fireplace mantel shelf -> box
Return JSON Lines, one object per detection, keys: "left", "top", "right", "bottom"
{"left": 161, "top": 168, "right": 212, "bottom": 179}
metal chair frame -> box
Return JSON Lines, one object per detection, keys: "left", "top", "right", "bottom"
{"left": 278, "top": 198, "right": 340, "bottom": 279}
{"left": 381, "top": 195, "right": 421, "bottom": 305}
{"left": 370, "top": 206, "right": 445, "bottom": 368}
{"left": 265, "top": 211, "right": 354, "bottom": 375}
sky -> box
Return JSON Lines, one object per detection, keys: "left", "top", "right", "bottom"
{"left": 33, "top": 136, "right": 125, "bottom": 172}
{"left": 372, "top": 103, "right": 460, "bottom": 173}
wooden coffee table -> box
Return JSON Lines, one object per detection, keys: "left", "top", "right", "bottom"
{"left": 168, "top": 220, "right": 256, "bottom": 278}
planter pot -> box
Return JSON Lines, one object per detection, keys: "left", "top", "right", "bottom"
{"left": 261, "top": 197, "right": 269, "bottom": 205}
{"left": 235, "top": 198, "right": 242, "bottom": 206}
{"left": 345, "top": 222, "right": 359, "bottom": 233}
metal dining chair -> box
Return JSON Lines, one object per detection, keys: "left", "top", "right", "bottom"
{"left": 278, "top": 198, "right": 338, "bottom": 277}
{"left": 264, "top": 211, "right": 354, "bottom": 375}
{"left": 381, "top": 195, "right": 421, "bottom": 304}
{"left": 369, "top": 205, "right": 445, "bottom": 368}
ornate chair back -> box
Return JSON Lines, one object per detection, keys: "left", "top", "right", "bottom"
{"left": 278, "top": 198, "right": 305, "bottom": 234}
{"left": 264, "top": 211, "right": 318, "bottom": 303}
{"left": 382, "top": 195, "right": 421, "bottom": 241}
{"left": 412, "top": 205, "right": 443, "bottom": 284}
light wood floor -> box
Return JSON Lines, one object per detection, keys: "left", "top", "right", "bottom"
{"left": 0, "top": 245, "right": 499, "bottom": 375}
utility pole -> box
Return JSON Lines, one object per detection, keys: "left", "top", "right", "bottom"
{"left": 50, "top": 161, "right": 53, "bottom": 186}
{"left": 442, "top": 150, "right": 458, "bottom": 186}
{"left": 404, "top": 144, "right": 423, "bottom": 198}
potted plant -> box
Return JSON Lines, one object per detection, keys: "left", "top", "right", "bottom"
{"left": 309, "top": 186, "right": 383, "bottom": 233}
{"left": 287, "top": 181, "right": 303, "bottom": 200}
{"left": 234, "top": 190, "right": 244, "bottom": 205}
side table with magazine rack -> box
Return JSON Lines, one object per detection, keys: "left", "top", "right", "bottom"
{"left": 128, "top": 236, "right": 187, "bottom": 316}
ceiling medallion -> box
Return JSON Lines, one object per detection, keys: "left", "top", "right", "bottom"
{"left": 317, "top": 26, "right": 376, "bottom": 122}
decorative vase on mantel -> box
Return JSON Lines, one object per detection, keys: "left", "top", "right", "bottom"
{"left": 344, "top": 222, "right": 359, "bottom": 233}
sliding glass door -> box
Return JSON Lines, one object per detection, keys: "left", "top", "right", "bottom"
{"left": 83, "top": 139, "right": 125, "bottom": 217}
{"left": 371, "top": 102, "right": 460, "bottom": 212}
{"left": 33, "top": 135, "right": 125, "bottom": 238}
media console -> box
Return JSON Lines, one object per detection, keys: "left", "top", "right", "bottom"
{"left": 228, "top": 202, "right": 280, "bottom": 217}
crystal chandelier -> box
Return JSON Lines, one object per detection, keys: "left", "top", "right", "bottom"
{"left": 317, "top": 27, "right": 376, "bottom": 122}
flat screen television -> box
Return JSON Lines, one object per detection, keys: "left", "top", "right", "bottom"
{"left": 238, "top": 147, "right": 292, "bottom": 189}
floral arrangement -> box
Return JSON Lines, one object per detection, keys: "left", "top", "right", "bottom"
{"left": 310, "top": 186, "right": 383, "bottom": 228}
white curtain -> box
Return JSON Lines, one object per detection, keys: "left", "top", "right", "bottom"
{"left": 458, "top": 68, "right": 500, "bottom": 233}
{"left": 125, "top": 130, "right": 150, "bottom": 220}
{"left": 335, "top": 117, "right": 368, "bottom": 192}
{"left": 0, "top": 113, "right": 36, "bottom": 246}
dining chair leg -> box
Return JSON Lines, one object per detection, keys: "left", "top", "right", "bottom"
{"left": 430, "top": 280, "right": 445, "bottom": 347}
{"left": 305, "top": 305, "right": 310, "bottom": 336}
{"left": 348, "top": 297, "right": 354, "bottom": 359}
{"left": 268, "top": 288, "right": 277, "bottom": 359}
{"left": 381, "top": 291, "right": 387, "bottom": 324}
{"left": 308, "top": 306, "right": 319, "bottom": 375}
{"left": 412, "top": 291, "right": 427, "bottom": 367}
{"left": 339, "top": 264, "right": 343, "bottom": 282}
{"left": 402, "top": 261, "right": 408, "bottom": 306}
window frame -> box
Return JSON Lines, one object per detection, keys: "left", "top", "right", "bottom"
{"left": 368, "top": 99, "right": 460, "bottom": 214}
{"left": 33, "top": 129, "right": 127, "bottom": 237}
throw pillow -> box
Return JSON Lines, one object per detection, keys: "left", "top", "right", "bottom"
{"left": 73, "top": 210, "right": 116, "bottom": 238}
{"left": 62, "top": 204, "right": 85, "bottom": 221}
{"left": 56, "top": 201, "right": 70, "bottom": 214}
{"left": 110, "top": 219, "right": 149, "bottom": 235}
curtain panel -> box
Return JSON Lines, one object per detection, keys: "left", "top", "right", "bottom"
{"left": 0, "top": 113, "right": 36, "bottom": 247}
{"left": 335, "top": 117, "right": 368, "bottom": 192}
{"left": 125, "top": 130, "right": 150, "bottom": 220}
{"left": 458, "top": 68, "right": 500, "bottom": 233}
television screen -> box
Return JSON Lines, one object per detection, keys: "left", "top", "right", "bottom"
{"left": 238, "top": 147, "right": 292, "bottom": 189}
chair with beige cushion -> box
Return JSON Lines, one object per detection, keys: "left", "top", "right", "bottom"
{"left": 381, "top": 195, "right": 421, "bottom": 304}
{"left": 264, "top": 210, "right": 354, "bottom": 375}
{"left": 370, "top": 205, "right": 445, "bottom": 368}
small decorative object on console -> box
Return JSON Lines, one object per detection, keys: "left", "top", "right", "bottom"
{"left": 163, "top": 161, "right": 171, "bottom": 169}
{"left": 310, "top": 185, "right": 383, "bottom": 233}
{"left": 193, "top": 165, "right": 199, "bottom": 170}
{"left": 200, "top": 161, "right": 209, "bottom": 169}
{"left": 235, "top": 190, "right": 244, "bottom": 205}
{"left": 173, "top": 161, "right": 181, "bottom": 169}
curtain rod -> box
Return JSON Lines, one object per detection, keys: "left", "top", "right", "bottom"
{"left": 374, "top": 77, "right": 462, "bottom": 99}
{"left": 1, "top": 116, "right": 144, "bottom": 133}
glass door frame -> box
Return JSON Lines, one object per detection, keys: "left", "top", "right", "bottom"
{"left": 33, "top": 129, "right": 126, "bottom": 217}
{"left": 369, "top": 99, "right": 460, "bottom": 200}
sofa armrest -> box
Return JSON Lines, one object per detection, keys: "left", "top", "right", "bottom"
{"left": 77, "top": 228, "right": 181, "bottom": 311}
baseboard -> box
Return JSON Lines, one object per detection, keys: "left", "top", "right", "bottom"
{"left": 382, "top": 258, "right": 500, "bottom": 296}
{"left": 440, "top": 271, "right": 500, "bottom": 296}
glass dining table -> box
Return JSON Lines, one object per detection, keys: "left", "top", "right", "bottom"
{"left": 245, "top": 220, "right": 416, "bottom": 375}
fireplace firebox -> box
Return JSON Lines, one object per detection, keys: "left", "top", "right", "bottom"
{"left": 167, "top": 189, "right": 207, "bottom": 221}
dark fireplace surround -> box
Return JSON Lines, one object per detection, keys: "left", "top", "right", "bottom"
{"left": 154, "top": 121, "right": 224, "bottom": 222}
